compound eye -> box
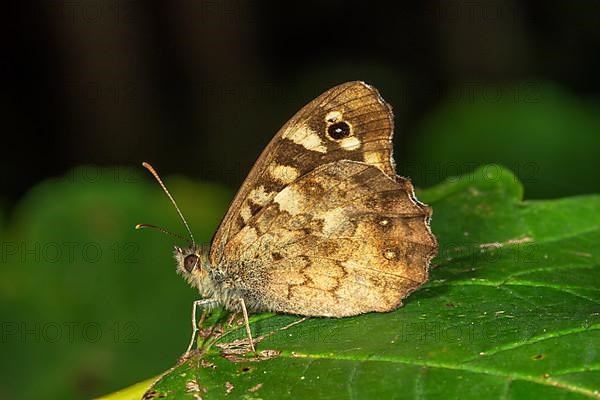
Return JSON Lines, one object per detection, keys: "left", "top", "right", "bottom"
{"left": 184, "top": 254, "right": 199, "bottom": 273}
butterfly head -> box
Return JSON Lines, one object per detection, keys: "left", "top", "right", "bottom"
{"left": 173, "top": 245, "right": 213, "bottom": 290}
{"left": 137, "top": 162, "right": 216, "bottom": 292}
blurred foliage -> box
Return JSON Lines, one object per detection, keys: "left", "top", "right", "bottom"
{"left": 0, "top": 166, "right": 231, "bottom": 399}
{"left": 401, "top": 81, "right": 600, "bottom": 199}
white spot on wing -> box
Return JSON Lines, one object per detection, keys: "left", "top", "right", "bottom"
{"left": 364, "top": 151, "right": 384, "bottom": 166}
{"left": 339, "top": 136, "right": 361, "bottom": 151}
{"left": 240, "top": 205, "right": 252, "bottom": 222}
{"left": 282, "top": 125, "right": 327, "bottom": 153}
{"left": 384, "top": 250, "right": 397, "bottom": 260}
{"left": 269, "top": 164, "right": 300, "bottom": 184}
{"left": 325, "top": 111, "right": 342, "bottom": 123}
{"left": 274, "top": 186, "right": 306, "bottom": 215}
{"left": 248, "top": 185, "right": 274, "bottom": 206}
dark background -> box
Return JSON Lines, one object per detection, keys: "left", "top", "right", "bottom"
{"left": 1, "top": 1, "right": 600, "bottom": 399}
{"left": 4, "top": 0, "right": 600, "bottom": 205}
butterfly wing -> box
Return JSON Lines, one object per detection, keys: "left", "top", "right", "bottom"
{"left": 210, "top": 81, "right": 398, "bottom": 264}
{"left": 220, "top": 160, "right": 436, "bottom": 316}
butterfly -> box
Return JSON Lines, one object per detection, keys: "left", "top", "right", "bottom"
{"left": 140, "top": 81, "right": 437, "bottom": 354}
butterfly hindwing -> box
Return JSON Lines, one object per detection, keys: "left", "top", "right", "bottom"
{"left": 220, "top": 160, "right": 437, "bottom": 316}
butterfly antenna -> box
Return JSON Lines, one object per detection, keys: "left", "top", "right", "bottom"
{"left": 141, "top": 162, "right": 196, "bottom": 246}
{"left": 135, "top": 223, "right": 192, "bottom": 246}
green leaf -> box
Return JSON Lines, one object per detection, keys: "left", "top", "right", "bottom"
{"left": 108, "top": 165, "right": 600, "bottom": 399}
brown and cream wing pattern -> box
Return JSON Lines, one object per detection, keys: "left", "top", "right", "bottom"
{"left": 220, "top": 161, "right": 437, "bottom": 316}
{"left": 210, "top": 81, "right": 397, "bottom": 264}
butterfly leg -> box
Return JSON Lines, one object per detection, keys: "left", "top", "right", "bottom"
{"left": 184, "top": 298, "right": 217, "bottom": 355}
{"left": 225, "top": 311, "right": 238, "bottom": 327}
{"left": 239, "top": 298, "right": 256, "bottom": 353}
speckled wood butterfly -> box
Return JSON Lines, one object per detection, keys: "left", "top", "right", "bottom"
{"left": 139, "top": 81, "right": 437, "bottom": 354}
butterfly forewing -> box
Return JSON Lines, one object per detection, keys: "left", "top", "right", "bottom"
{"left": 210, "top": 81, "right": 397, "bottom": 264}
